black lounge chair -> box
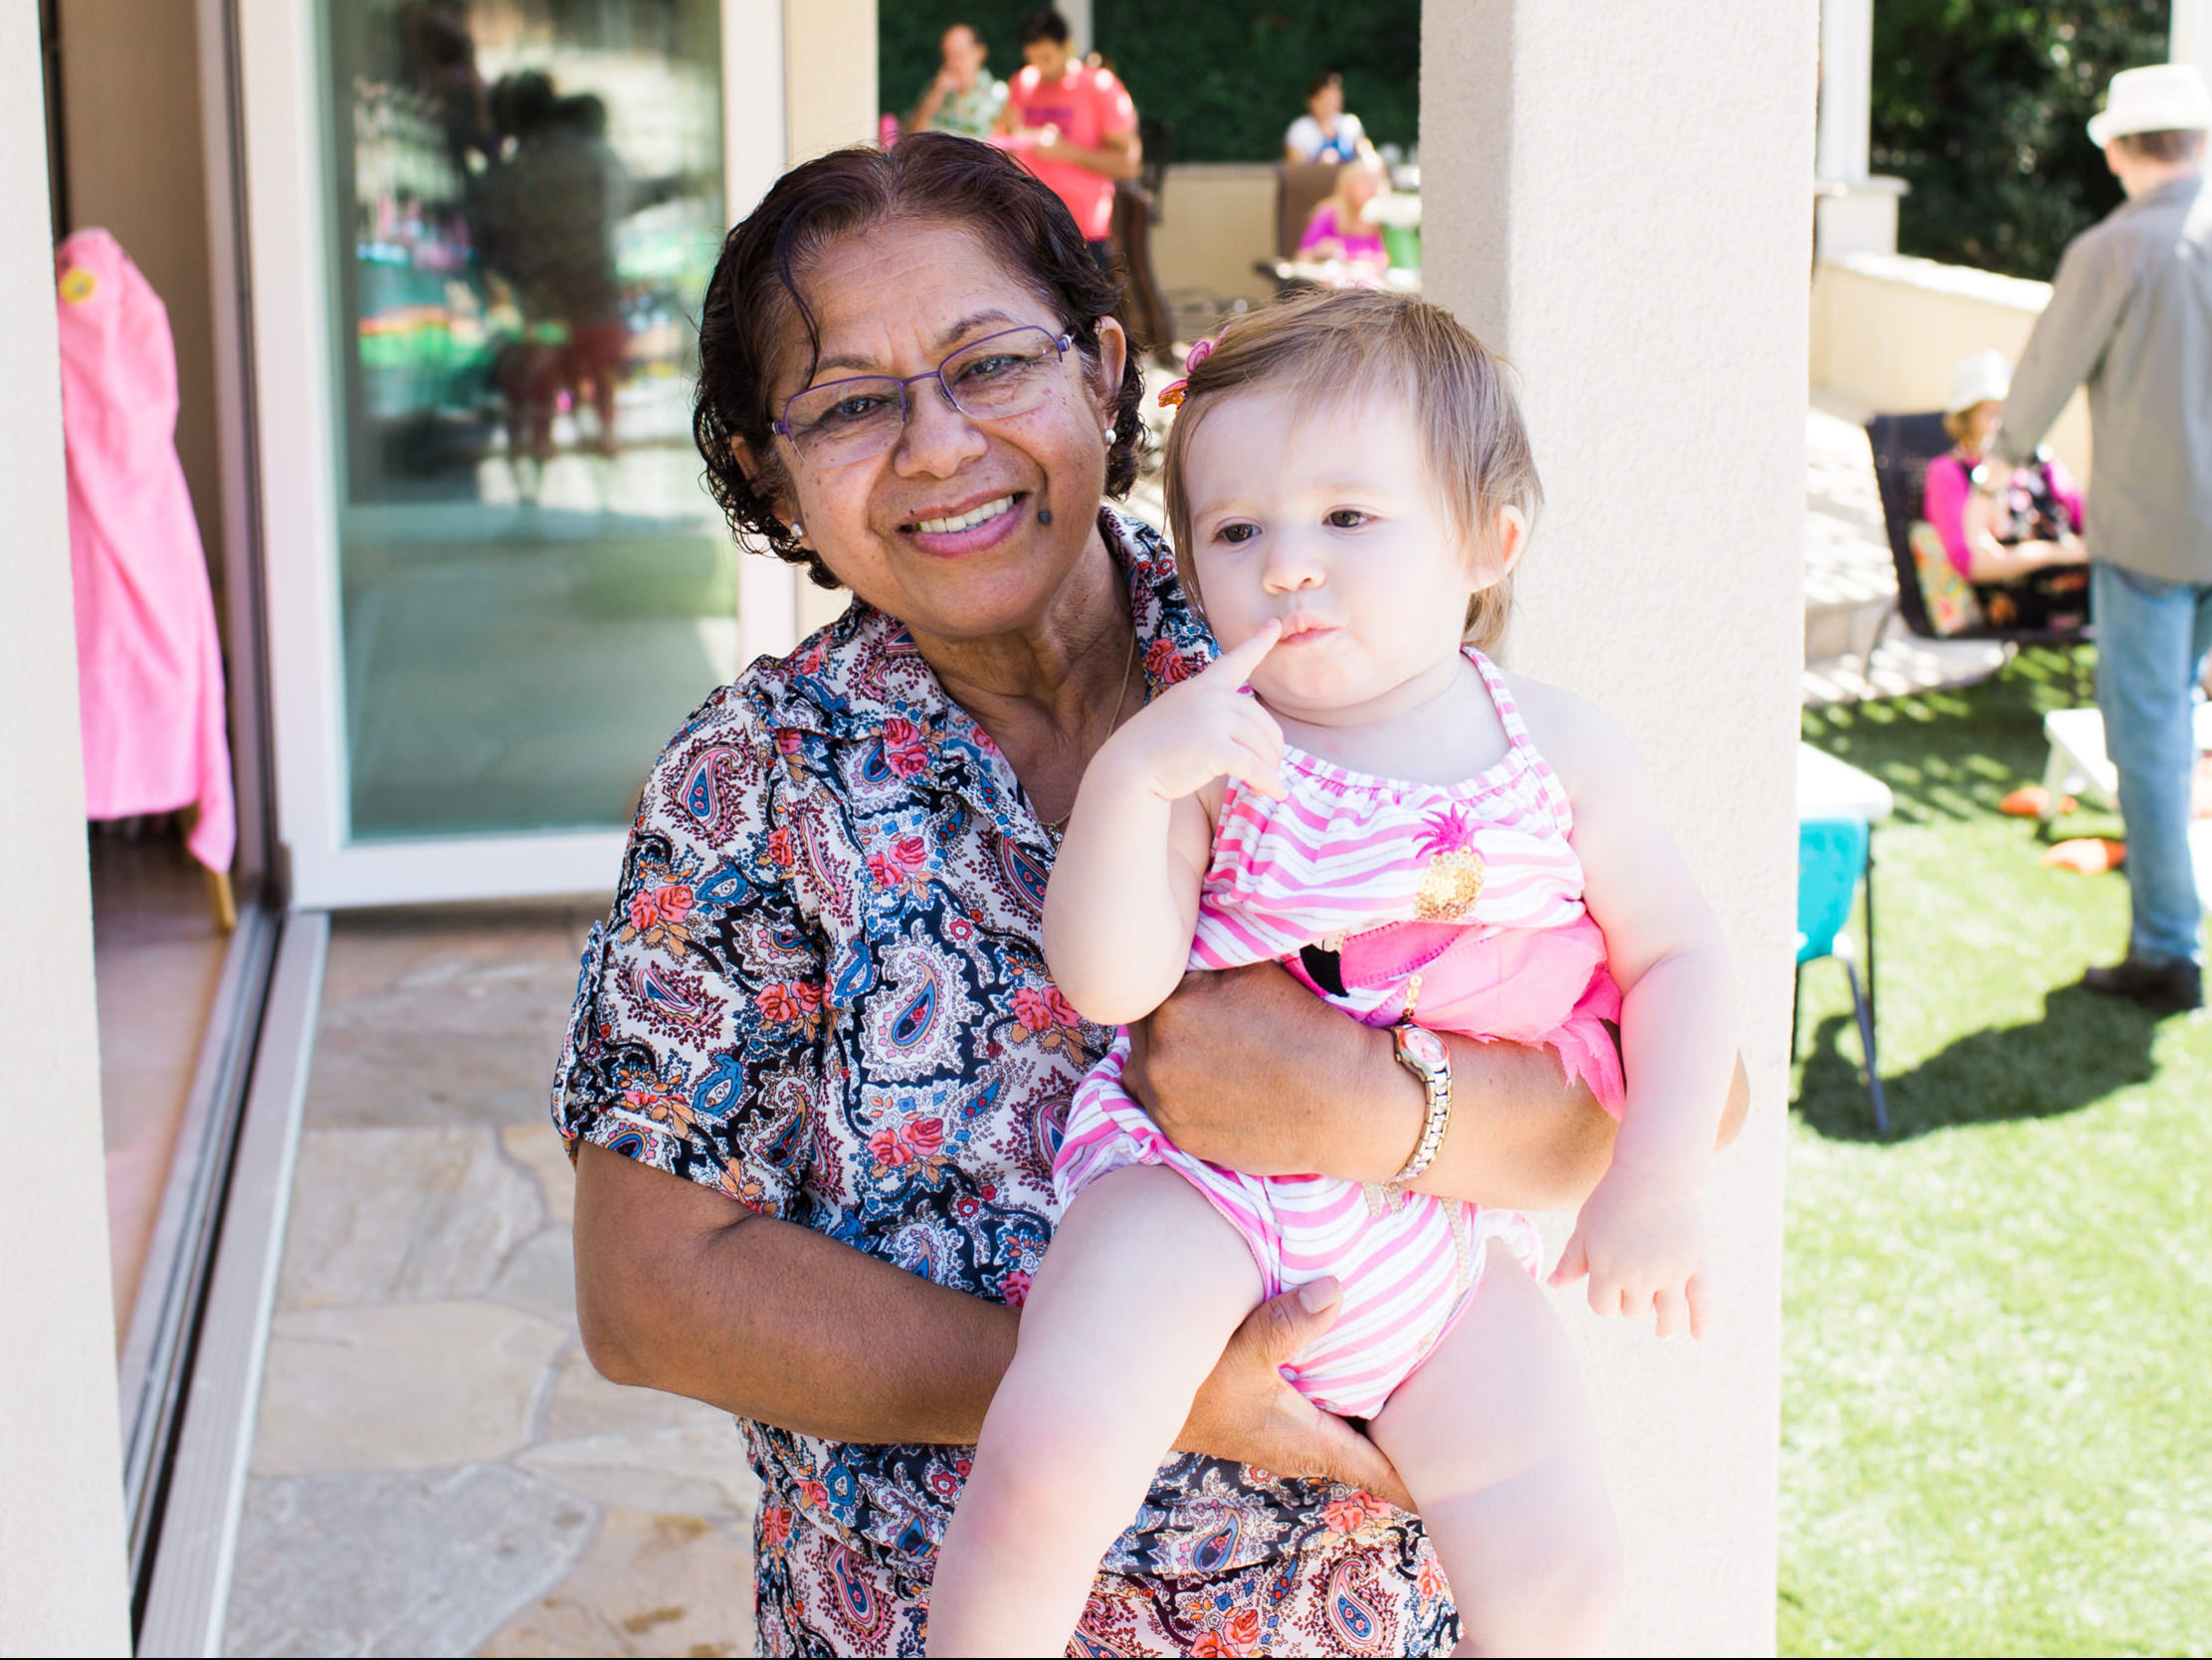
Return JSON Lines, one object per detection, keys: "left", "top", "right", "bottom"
{"left": 1863, "top": 410, "right": 2095, "bottom": 657}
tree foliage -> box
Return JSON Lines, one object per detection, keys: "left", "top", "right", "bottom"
{"left": 878, "top": 1, "right": 1421, "bottom": 164}
{"left": 1870, "top": 1, "right": 2172, "bottom": 280}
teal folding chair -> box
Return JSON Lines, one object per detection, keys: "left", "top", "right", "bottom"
{"left": 1795, "top": 815, "right": 1888, "bottom": 1134}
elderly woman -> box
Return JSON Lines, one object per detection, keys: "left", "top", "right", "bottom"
{"left": 557, "top": 133, "right": 1737, "bottom": 1656}
{"left": 1920, "top": 350, "right": 2090, "bottom": 631}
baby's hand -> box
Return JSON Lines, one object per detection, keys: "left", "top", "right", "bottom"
{"left": 1104, "top": 621, "right": 1286, "bottom": 803}
{"left": 1549, "top": 1160, "right": 1710, "bottom": 1340}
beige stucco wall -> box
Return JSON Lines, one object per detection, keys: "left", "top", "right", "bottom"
{"left": 0, "top": 17, "right": 133, "bottom": 1658}
{"left": 784, "top": 0, "right": 877, "bottom": 163}
{"left": 1150, "top": 163, "right": 1279, "bottom": 307}
{"left": 57, "top": 0, "right": 224, "bottom": 601}
{"left": 1424, "top": 0, "right": 1810, "bottom": 1651}
{"left": 1811, "top": 251, "right": 2093, "bottom": 482}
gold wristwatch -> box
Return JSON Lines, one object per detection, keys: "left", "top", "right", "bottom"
{"left": 1387, "top": 1022, "right": 1454, "bottom": 1186}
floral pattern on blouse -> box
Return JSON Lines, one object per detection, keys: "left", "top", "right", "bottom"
{"left": 550, "top": 510, "right": 1453, "bottom": 1627}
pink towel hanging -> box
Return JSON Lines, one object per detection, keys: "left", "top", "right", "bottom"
{"left": 57, "top": 228, "right": 235, "bottom": 875}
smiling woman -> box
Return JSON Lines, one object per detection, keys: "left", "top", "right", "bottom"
{"left": 555, "top": 132, "right": 1626, "bottom": 1656}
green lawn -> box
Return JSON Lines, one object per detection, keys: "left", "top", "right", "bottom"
{"left": 1783, "top": 651, "right": 2212, "bottom": 1655}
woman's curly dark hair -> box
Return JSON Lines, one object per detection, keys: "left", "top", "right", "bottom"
{"left": 693, "top": 132, "right": 1146, "bottom": 590}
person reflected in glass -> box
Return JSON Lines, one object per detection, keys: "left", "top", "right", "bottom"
{"left": 905, "top": 23, "right": 1008, "bottom": 139}
{"left": 479, "top": 74, "right": 630, "bottom": 483}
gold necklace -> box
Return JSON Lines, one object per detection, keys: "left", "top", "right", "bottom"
{"left": 1039, "top": 624, "right": 1139, "bottom": 839}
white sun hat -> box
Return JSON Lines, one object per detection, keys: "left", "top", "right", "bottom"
{"left": 2087, "top": 63, "right": 2212, "bottom": 147}
{"left": 1946, "top": 349, "right": 2013, "bottom": 414}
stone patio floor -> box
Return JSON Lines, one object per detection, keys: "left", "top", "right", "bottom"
{"left": 218, "top": 401, "right": 2007, "bottom": 1656}
{"left": 225, "top": 906, "right": 760, "bottom": 1659}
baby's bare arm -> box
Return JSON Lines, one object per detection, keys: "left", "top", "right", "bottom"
{"left": 1510, "top": 676, "right": 1737, "bottom": 1336}
{"left": 1044, "top": 627, "right": 1286, "bottom": 1024}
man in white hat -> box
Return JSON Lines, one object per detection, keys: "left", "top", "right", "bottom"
{"left": 2000, "top": 63, "right": 2212, "bottom": 1013}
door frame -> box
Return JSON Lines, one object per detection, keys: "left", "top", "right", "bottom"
{"left": 236, "top": 0, "right": 797, "bottom": 909}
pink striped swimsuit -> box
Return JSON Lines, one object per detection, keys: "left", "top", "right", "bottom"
{"left": 1053, "top": 649, "right": 1626, "bottom": 1418}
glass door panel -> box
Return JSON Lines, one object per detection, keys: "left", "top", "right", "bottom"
{"left": 327, "top": 0, "right": 735, "bottom": 839}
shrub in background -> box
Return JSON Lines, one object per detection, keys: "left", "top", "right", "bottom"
{"left": 1871, "top": 0, "right": 2172, "bottom": 281}
{"left": 878, "top": 0, "right": 1420, "bottom": 164}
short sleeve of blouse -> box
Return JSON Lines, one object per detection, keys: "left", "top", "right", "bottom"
{"left": 550, "top": 690, "right": 829, "bottom": 1219}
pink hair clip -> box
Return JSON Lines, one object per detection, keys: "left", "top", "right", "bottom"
{"left": 1155, "top": 336, "right": 1217, "bottom": 408}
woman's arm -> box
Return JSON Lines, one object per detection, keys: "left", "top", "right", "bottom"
{"left": 573, "top": 1141, "right": 1416, "bottom": 1504}
{"left": 575, "top": 1140, "right": 1015, "bottom": 1441}
{"left": 1513, "top": 678, "right": 1738, "bottom": 1336}
{"left": 1922, "top": 455, "right": 1976, "bottom": 575}
{"left": 1962, "top": 488, "right": 2087, "bottom": 579}
{"left": 1972, "top": 465, "right": 2088, "bottom": 579}
{"left": 1124, "top": 964, "right": 1612, "bottom": 1209}
{"left": 1122, "top": 962, "right": 1747, "bottom": 1212}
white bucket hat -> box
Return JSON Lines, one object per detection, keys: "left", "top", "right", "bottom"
{"left": 1946, "top": 349, "right": 2012, "bottom": 415}
{"left": 2087, "top": 64, "right": 2212, "bottom": 147}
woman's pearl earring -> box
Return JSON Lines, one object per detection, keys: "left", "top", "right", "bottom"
{"left": 1104, "top": 423, "right": 1117, "bottom": 442}
{"left": 788, "top": 520, "right": 804, "bottom": 541}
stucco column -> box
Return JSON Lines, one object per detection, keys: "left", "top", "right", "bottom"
{"left": 2177, "top": 0, "right": 2212, "bottom": 87}
{"left": 1423, "top": 2, "right": 1810, "bottom": 1653}
{"left": 1060, "top": 0, "right": 1093, "bottom": 57}
{"left": 0, "top": 16, "right": 133, "bottom": 1658}
{"left": 783, "top": 0, "right": 879, "bottom": 162}
{"left": 1816, "top": 0, "right": 1872, "bottom": 183}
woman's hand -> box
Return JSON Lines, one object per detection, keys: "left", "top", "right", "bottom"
{"left": 1175, "top": 1277, "right": 1415, "bottom": 1510}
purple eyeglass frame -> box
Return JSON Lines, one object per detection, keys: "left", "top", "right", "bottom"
{"left": 772, "top": 325, "right": 1074, "bottom": 445}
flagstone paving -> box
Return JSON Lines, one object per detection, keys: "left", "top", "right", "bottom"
{"left": 225, "top": 905, "right": 760, "bottom": 1659}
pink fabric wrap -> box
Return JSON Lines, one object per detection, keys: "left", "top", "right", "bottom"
{"left": 57, "top": 229, "right": 235, "bottom": 873}
{"left": 1296, "top": 203, "right": 1387, "bottom": 265}
{"left": 1287, "top": 915, "right": 1627, "bottom": 1115}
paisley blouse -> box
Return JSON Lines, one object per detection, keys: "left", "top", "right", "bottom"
{"left": 552, "top": 510, "right": 1454, "bottom": 1654}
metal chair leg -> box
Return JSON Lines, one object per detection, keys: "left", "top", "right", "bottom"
{"left": 1841, "top": 958, "right": 1888, "bottom": 1135}
{"left": 1863, "top": 833, "right": 1877, "bottom": 1016}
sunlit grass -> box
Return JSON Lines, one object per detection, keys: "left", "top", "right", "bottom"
{"left": 1783, "top": 650, "right": 2212, "bottom": 1655}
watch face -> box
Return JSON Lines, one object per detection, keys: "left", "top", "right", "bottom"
{"left": 1398, "top": 1024, "right": 1448, "bottom": 1075}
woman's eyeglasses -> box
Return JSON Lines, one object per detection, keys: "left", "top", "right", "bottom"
{"left": 773, "top": 325, "right": 1075, "bottom": 466}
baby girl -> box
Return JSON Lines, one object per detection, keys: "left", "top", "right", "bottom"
{"left": 926, "top": 290, "right": 1738, "bottom": 1656}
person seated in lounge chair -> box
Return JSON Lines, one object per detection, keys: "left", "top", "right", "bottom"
{"left": 1920, "top": 350, "right": 2091, "bottom": 630}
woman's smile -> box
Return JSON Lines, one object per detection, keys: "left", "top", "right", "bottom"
{"left": 898, "top": 488, "right": 1035, "bottom": 555}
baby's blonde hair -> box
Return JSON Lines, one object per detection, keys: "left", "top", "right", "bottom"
{"left": 1161, "top": 288, "right": 1542, "bottom": 647}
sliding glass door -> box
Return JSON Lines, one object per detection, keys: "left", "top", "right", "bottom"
{"left": 242, "top": 0, "right": 792, "bottom": 906}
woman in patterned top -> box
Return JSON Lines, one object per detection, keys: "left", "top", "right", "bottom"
{"left": 556, "top": 132, "right": 1736, "bottom": 1657}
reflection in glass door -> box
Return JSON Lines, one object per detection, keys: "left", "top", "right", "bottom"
{"left": 327, "top": 0, "right": 736, "bottom": 839}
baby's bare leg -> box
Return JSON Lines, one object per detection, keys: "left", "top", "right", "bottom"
{"left": 925, "top": 1164, "right": 1263, "bottom": 1657}
{"left": 1367, "top": 1255, "right": 1621, "bottom": 1658}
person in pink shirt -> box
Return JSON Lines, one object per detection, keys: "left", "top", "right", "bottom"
{"left": 995, "top": 9, "right": 1139, "bottom": 268}
{"left": 1920, "top": 349, "right": 2090, "bottom": 630}
{"left": 1296, "top": 155, "right": 1390, "bottom": 282}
